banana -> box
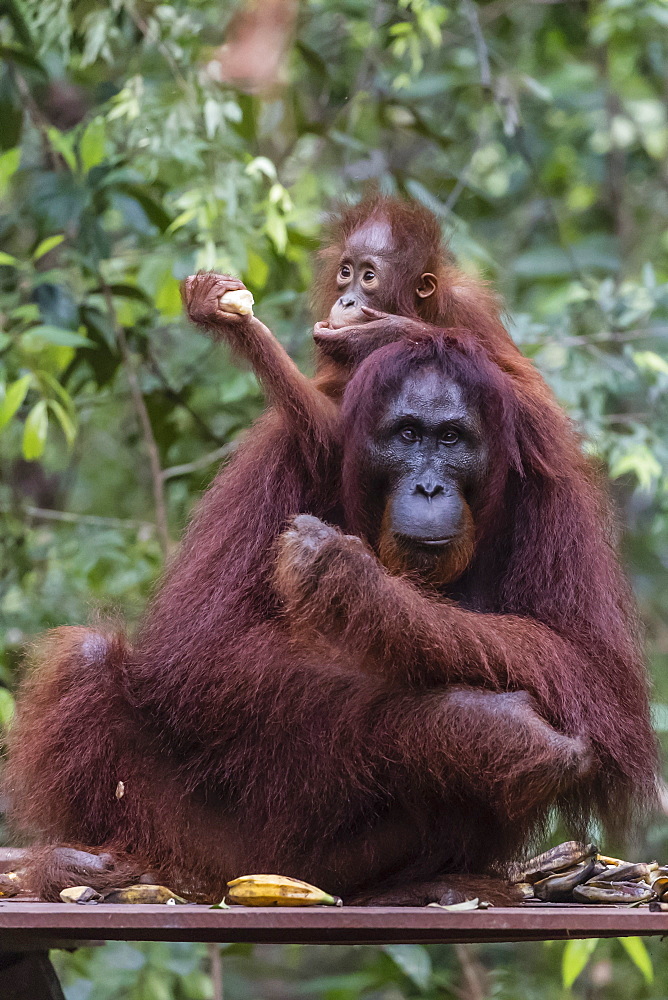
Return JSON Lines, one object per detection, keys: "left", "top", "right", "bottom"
{"left": 521, "top": 842, "right": 598, "bottom": 883}
{"left": 532, "top": 859, "right": 597, "bottom": 901}
{"left": 595, "top": 862, "right": 655, "bottom": 884}
{"left": 597, "top": 854, "right": 626, "bottom": 866}
{"left": 573, "top": 881, "right": 653, "bottom": 904}
{"left": 103, "top": 884, "right": 187, "bottom": 904}
{"left": 218, "top": 289, "right": 254, "bottom": 317}
{"left": 226, "top": 874, "right": 342, "bottom": 907}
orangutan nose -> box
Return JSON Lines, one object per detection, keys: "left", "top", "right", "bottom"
{"left": 415, "top": 482, "right": 444, "bottom": 500}
{"left": 339, "top": 296, "right": 356, "bottom": 309}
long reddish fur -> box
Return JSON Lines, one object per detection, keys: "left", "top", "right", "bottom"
{"left": 4, "top": 200, "right": 657, "bottom": 903}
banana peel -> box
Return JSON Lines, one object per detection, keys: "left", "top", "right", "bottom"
{"left": 60, "top": 885, "right": 102, "bottom": 904}
{"left": 103, "top": 884, "right": 187, "bottom": 905}
{"left": 226, "top": 874, "right": 342, "bottom": 907}
{"left": 0, "top": 872, "right": 22, "bottom": 898}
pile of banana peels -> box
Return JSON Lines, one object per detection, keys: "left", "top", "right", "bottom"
{"left": 514, "top": 841, "right": 668, "bottom": 908}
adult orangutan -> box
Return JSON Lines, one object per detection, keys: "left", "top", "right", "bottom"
{"left": 6, "top": 333, "right": 656, "bottom": 904}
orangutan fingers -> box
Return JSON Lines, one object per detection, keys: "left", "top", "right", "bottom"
{"left": 274, "top": 516, "right": 337, "bottom": 604}
{"left": 274, "top": 516, "right": 377, "bottom": 613}
{"left": 182, "top": 271, "right": 248, "bottom": 331}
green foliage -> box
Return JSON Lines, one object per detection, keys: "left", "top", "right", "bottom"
{"left": 562, "top": 938, "right": 599, "bottom": 990}
{"left": 618, "top": 937, "right": 654, "bottom": 985}
{"left": 0, "top": 0, "right": 667, "bottom": 995}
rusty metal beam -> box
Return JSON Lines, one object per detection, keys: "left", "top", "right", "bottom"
{"left": 0, "top": 903, "right": 666, "bottom": 948}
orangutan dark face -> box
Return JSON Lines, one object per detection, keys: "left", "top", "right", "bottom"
{"left": 361, "top": 366, "right": 489, "bottom": 584}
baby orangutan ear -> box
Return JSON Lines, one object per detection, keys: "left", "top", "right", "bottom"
{"left": 416, "top": 273, "right": 437, "bottom": 299}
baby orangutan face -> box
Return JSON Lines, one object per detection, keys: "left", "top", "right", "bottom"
{"left": 319, "top": 214, "right": 437, "bottom": 331}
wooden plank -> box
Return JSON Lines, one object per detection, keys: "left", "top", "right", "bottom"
{"left": 0, "top": 903, "right": 666, "bottom": 947}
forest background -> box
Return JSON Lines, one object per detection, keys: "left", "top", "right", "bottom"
{"left": 0, "top": 0, "right": 667, "bottom": 996}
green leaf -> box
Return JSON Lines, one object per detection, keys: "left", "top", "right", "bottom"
{"left": 562, "top": 938, "right": 599, "bottom": 989}
{"left": 0, "top": 44, "right": 44, "bottom": 74}
{"left": 382, "top": 945, "right": 432, "bottom": 991}
{"left": 166, "top": 207, "right": 198, "bottom": 234}
{"left": 113, "top": 184, "right": 172, "bottom": 231}
{"left": 22, "top": 399, "right": 49, "bottom": 460}
{"left": 155, "top": 272, "right": 182, "bottom": 318}
{"left": 35, "top": 371, "right": 76, "bottom": 419}
{"left": 245, "top": 249, "right": 269, "bottom": 292}
{"left": 0, "top": 688, "right": 15, "bottom": 728}
{"left": 618, "top": 937, "right": 653, "bottom": 983}
{"left": 0, "top": 374, "right": 31, "bottom": 430}
{"left": 47, "top": 399, "right": 76, "bottom": 447}
{"left": 33, "top": 234, "right": 65, "bottom": 261}
{"left": 0, "top": 251, "right": 19, "bottom": 266}
{"left": 633, "top": 350, "right": 668, "bottom": 378}
{"left": 46, "top": 127, "right": 77, "bottom": 172}
{"left": 0, "top": 147, "right": 20, "bottom": 198}
{"left": 1, "top": 1, "right": 34, "bottom": 49}
{"left": 265, "top": 206, "right": 287, "bottom": 255}
{"left": 22, "top": 325, "right": 94, "bottom": 349}
{"left": 80, "top": 117, "right": 106, "bottom": 172}
{"left": 609, "top": 446, "right": 662, "bottom": 492}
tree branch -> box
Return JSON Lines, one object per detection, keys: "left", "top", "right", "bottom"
{"left": 161, "top": 442, "right": 238, "bottom": 482}
{"left": 4, "top": 504, "right": 155, "bottom": 532}
{"left": 461, "top": 0, "right": 491, "bottom": 88}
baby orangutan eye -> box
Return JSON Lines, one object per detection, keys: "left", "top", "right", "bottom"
{"left": 339, "top": 265, "right": 351, "bottom": 281}
{"left": 363, "top": 270, "right": 376, "bottom": 283}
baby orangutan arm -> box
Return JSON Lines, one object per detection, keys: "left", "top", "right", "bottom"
{"left": 183, "top": 272, "right": 337, "bottom": 440}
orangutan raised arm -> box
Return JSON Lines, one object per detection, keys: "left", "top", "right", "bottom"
{"left": 183, "top": 271, "right": 338, "bottom": 440}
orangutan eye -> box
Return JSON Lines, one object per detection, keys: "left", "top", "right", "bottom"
{"left": 339, "top": 265, "right": 351, "bottom": 280}
{"left": 362, "top": 270, "right": 376, "bottom": 283}
{"left": 440, "top": 430, "right": 460, "bottom": 446}
{"left": 400, "top": 426, "right": 419, "bottom": 443}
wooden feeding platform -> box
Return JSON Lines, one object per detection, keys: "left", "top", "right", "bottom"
{"left": 0, "top": 901, "right": 667, "bottom": 1000}
{"left": 1, "top": 834, "right": 668, "bottom": 1000}
{"left": 0, "top": 899, "right": 667, "bottom": 949}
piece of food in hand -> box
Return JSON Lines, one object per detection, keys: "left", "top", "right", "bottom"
{"left": 103, "top": 884, "right": 187, "bottom": 904}
{"left": 219, "top": 289, "right": 254, "bottom": 316}
{"left": 226, "top": 874, "right": 342, "bottom": 907}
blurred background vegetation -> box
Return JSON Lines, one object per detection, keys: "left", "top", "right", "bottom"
{"left": 0, "top": 0, "right": 667, "bottom": 995}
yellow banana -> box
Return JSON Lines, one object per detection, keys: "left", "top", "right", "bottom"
{"left": 103, "top": 884, "right": 186, "bottom": 904}
{"left": 226, "top": 874, "right": 342, "bottom": 907}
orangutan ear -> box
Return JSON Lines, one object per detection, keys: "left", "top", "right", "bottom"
{"left": 416, "top": 273, "right": 437, "bottom": 298}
